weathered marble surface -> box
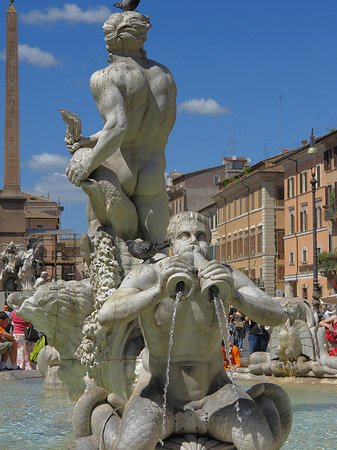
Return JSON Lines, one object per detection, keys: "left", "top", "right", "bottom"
{"left": 61, "top": 11, "right": 176, "bottom": 242}
{"left": 248, "top": 301, "right": 337, "bottom": 378}
{"left": 9, "top": 279, "right": 94, "bottom": 400}
{"left": 37, "top": 345, "right": 67, "bottom": 392}
{"left": 0, "top": 239, "right": 43, "bottom": 291}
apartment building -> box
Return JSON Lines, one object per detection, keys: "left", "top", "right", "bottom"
{"left": 274, "top": 130, "right": 337, "bottom": 299}
{"left": 212, "top": 155, "right": 285, "bottom": 297}
{"left": 323, "top": 144, "right": 337, "bottom": 251}
{"left": 167, "top": 157, "right": 249, "bottom": 216}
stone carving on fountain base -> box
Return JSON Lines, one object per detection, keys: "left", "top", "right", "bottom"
{"left": 248, "top": 301, "right": 337, "bottom": 378}
{"left": 0, "top": 239, "right": 43, "bottom": 292}
{"left": 155, "top": 435, "right": 234, "bottom": 449}
{"left": 37, "top": 345, "right": 67, "bottom": 392}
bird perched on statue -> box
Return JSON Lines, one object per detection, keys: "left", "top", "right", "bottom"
{"left": 126, "top": 240, "right": 169, "bottom": 262}
{"left": 113, "top": 0, "right": 141, "bottom": 11}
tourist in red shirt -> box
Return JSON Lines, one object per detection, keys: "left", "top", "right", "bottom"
{"left": 11, "top": 311, "right": 36, "bottom": 370}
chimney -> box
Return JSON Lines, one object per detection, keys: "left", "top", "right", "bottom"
{"left": 301, "top": 140, "right": 308, "bottom": 146}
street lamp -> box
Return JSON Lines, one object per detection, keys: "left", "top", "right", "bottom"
{"left": 308, "top": 129, "right": 321, "bottom": 316}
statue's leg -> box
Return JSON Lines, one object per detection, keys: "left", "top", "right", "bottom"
{"left": 115, "top": 381, "right": 174, "bottom": 450}
{"left": 204, "top": 384, "right": 277, "bottom": 450}
{"left": 132, "top": 189, "right": 169, "bottom": 242}
{"left": 83, "top": 166, "right": 138, "bottom": 240}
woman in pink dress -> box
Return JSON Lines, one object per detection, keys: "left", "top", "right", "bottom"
{"left": 11, "top": 311, "right": 36, "bottom": 370}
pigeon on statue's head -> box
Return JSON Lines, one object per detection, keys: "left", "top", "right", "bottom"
{"left": 113, "top": 0, "right": 141, "bottom": 11}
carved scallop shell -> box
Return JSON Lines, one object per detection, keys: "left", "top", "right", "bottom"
{"left": 156, "top": 434, "right": 236, "bottom": 449}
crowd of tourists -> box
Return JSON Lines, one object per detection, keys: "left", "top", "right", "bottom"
{"left": 221, "top": 304, "right": 337, "bottom": 369}
{"left": 0, "top": 304, "right": 44, "bottom": 371}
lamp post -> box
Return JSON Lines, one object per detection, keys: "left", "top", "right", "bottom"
{"left": 308, "top": 129, "right": 320, "bottom": 315}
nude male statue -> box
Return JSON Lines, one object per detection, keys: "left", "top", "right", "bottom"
{"left": 64, "top": 11, "right": 176, "bottom": 241}
{"left": 79, "top": 213, "right": 291, "bottom": 450}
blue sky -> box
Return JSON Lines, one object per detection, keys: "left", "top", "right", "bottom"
{"left": 1, "top": 0, "right": 337, "bottom": 234}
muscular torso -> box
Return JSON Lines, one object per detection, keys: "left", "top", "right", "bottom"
{"left": 140, "top": 278, "right": 226, "bottom": 404}
{"left": 90, "top": 56, "right": 177, "bottom": 197}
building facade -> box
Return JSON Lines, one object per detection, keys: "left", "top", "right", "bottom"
{"left": 274, "top": 130, "right": 337, "bottom": 300}
{"left": 167, "top": 158, "right": 249, "bottom": 216}
{"left": 213, "top": 156, "right": 285, "bottom": 297}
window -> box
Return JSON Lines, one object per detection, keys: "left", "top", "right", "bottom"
{"left": 213, "top": 175, "right": 220, "bottom": 185}
{"left": 208, "top": 212, "right": 217, "bottom": 230}
{"left": 278, "top": 265, "right": 285, "bottom": 280}
{"left": 244, "top": 231, "right": 249, "bottom": 257}
{"left": 227, "top": 236, "right": 231, "bottom": 260}
{"left": 227, "top": 203, "right": 231, "bottom": 220}
{"left": 239, "top": 198, "right": 242, "bottom": 216}
{"left": 302, "top": 248, "right": 307, "bottom": 263}
{"left": 251, "top": 191, "right": 255, "bottom": 210}
{"left": 317, "top": 244, "right": 322, "bottom": 256}
{"left": 316, "top": 202, "right": 322, "bottom": 228}
{"left": 275, "top": 186, "right": 284, "bottom": 206}
{"left": 233, "top": 234, "right": 238, "bottom": 259}
{"left": 251, "top": 267, "right": 256, "bottom": 282}
{"left": 277, "top": 230, "right": 285, "bottom": 259}
{"left": 36, "top": 224, "right": 43, "bottom": 228}
{"left": 258, "top": 188, "right": 262, "bottom": 208}
{"left": 289, "top": 208, "right": 295, "bottom": 234}
{"left": 216, "top": 241, "right": 220, "bottom": 259}
{"left": 288, "top": 176, "right": 295, "bottom": 198}
{"left": 233, "top": 200, "right": 237, "bottom": 217}
{"left": 300, "top": 205, "right": 308, "bottom": 232}
{"left": 329, "top": 234, "right": 333, "bottom": 252}
{"left": 221, "top": 238, "right": 226, "bottom": 261}
{"left": 334, "top": 146, "right": 337, "bottom": 168}
{"left": 257, "top": 227, "right": 263, "bottom": 253}
{"left": 300, "top": 171, "right": 307, "bottom": 194}
{"left": 245, "top": 194, "right": 249, "bottom": 213}
{"left": 238, "top": 232, "right": 243, "bottom": 257}
{"left": 220, "top": 205, "right": 224, "bottom": 223}
{"left": 315, "top": 165, "right": 321, "bottom": 188}
{"left": 250, "top": 229, "right": 256, "bottom": 255}
{"left": 324, "top": 149, "right": 332, "bottom": 171}
{"left": 327, "top": 184, "right": 333, "bottom": 206}
{"left": 289, "top": 250, "right": 294, "bottom": 265}
{"left": 259, "top": 266, "right": 263, "bottom": 279}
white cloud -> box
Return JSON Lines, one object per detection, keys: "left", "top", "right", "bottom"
{"left": 33, "top": 173, "right": 87, "bottom": 205}
{"left": 20, "top": 4, "right": 111, "bottom": 25}
{"left": 23, "top": 153, "right": 70, "bottom": 173}
{"left": 18, "top": 44, "right": 60, "bottom": 68}
{"left": 178, "top": 98, "right": 231, "bottom": 117}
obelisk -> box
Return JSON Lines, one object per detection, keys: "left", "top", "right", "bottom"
{"left": 0, "top": 0, "right": 26, "bottom": 244}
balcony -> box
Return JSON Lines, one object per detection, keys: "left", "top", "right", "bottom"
{"left": 324, "top": 204, "right": 337, "bottom": 221}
